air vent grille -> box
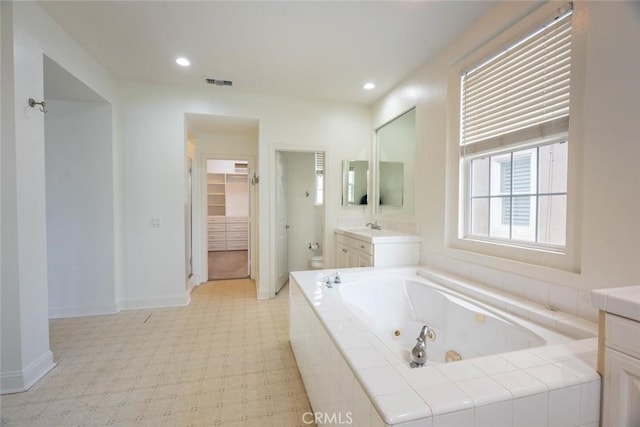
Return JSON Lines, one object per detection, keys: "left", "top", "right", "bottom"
{"left": 205, "top": 78, "right": 233, "bottom": 86}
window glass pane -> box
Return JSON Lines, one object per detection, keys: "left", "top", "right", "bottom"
{"left": 538, "top": 195, "right": 566, "bottom": 245}
{"left": 512, "top": 148, "right": 536, "bottom": 195}
{"left": 511, "top": 196, "right": 536, "bottom": 242}
{"left": 471, "top": 157, "right": 489, "bottom": 197}
{"left": 490, "top": 153, "right": 511, "bottom": 196}
{"left": 538, "top": 142, "right": 568, "bottom": 194}
{"left": 471, "top": 198, "right": 489, "bottom": 236}
{"left": 490, "top": 197, "right": 510, "bottom": 239}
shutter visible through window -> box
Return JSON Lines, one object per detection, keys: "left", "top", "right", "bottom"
{"left": 315, "top": 152, "right": 325, "bottom": 176}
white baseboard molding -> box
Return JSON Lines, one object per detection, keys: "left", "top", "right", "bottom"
{"left": 1, "top": 350, "right": 56, "bottom": 394}
{"left": 118, "top": 293, "right": 190, "bottom": 310}
{"left": 49, "top": 304, "right": 119, "bottom": 319}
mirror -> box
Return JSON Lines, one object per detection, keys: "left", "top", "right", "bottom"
{"left": 376, "top": 108, "right": 416, "bottom": 214}
{"left": 342, "top": 160, "right": 369, "bottom": 206}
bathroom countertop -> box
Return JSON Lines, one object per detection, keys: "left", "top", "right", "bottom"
{"left": 591, "top": 285, "right": 640, "bottom": 322}
{"left": 335, "top": 227, "right": 421, "bottom": 244}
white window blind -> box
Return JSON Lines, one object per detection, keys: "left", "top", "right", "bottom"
{"left": 461, "top": 4, "right": 573, "bottom": 156}
{"left": 315, "top": 152, "right": 325, "bottom": 176}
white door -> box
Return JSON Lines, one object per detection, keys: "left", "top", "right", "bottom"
{"left": 275, "top": 151, "right": 289, "bottom": 292}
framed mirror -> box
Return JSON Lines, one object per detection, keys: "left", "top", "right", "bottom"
{"left": 376, "top": 108, "right": 416, "bottom": 214}
{"left": 342, "top": 160, "right": 369, "bottom": 206}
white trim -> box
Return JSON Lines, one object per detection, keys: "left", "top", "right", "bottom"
{"left": 118, "top": 292, "right": 190, "bottom": 310}
{"left": 1, "top": 351, "right": 56, "bottom": 394}
{"left": 48, "top": 304, "right": 118, "bottom": 319}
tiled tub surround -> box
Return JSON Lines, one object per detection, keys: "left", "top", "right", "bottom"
{"left": 289, "top": 267, "right": 601, "bottom": 426}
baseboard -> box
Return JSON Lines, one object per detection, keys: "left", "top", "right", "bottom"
{"left": 118, "top": 293, "right": 190, "bottom": 310}
{"left": 1, "top": 350, "right": 56, "bottom": 394}
{"left": 49, "top": 304, "right": 119, "bottom": 319}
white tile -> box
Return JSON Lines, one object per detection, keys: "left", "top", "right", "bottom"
{"left": 485, "top": 268, "right": 504, "bottom": 292}
{"left": 435, "top": 360, "right": 485, "bottom": 382}
{"left": 364, "top": 331, "right": 385, "bottom": 347}
{"left": 513, "top": 393, "right": 548, "bottom": 427}
{"left": 357, "top": 365, "right": 412, "bottom": 396}
{"left": 343, "top": 346, "right": 390, "bottom": 369}
{"left": 470, "top": 355, "right": 518, "bottom": 376}
{"left": 415, "top": 382, "right": 473, "bottom": 416}
{"left": 432, "top": 409, "right": 474, "bottom": 427}
{"left": 394, "top": 364, "right": 451, "bottom": 389}
{"left": 474, "top": 400, "right": 513, "bottom": 427}
{"left": 577, "top": 290, "right": 599, "bottom": 322}
{"left": 500, "top": 350, "right": 547, "bottom": 369}
{"left": 554, "top": 358, "right": 600, "bottom": 384}
{"left": 376, "top": 343, "right": 404, "bottom": 365}
{"left": 549, "top": 285, "right": 579, "bottom": 315}
{"left": 394, "top": 417, "right": 433, "bottom": 427}
{"left": 370, "top": 405, "right": 386, "bottom": 427}
{"left": 524, "top": 363, "right": 581, "bottom": 389}
{"left": 492, "top": 369, "right": 547, "bottom": 398}
{"left": 579, "top": 380, "right": 601, "bottom": 425}
{"left": 456, "top": 376, "right": 511, "bottom": 406}
{"left": 502, "top": 272, "right": 525, "bottom": 297}
{"left": 334, "top": 329, "right": 374, "bottom": 350}
{"left": 353, "top": 380, "right": 371, "bottom": 426}
{"left": 530, "top": 344, "right": 578, "bottom": 363}
{"left": 524, "top": 277, "right": 549, "bottom": 306}
{"left": 376, "top": 390, "right": 432, "bottom": 424}
{"left": 548, "top": 385, "right": 580, "bottom": 427}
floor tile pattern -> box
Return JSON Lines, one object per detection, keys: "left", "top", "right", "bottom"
{"left": 0, "top": 280, "right": 314, "bottom": 426}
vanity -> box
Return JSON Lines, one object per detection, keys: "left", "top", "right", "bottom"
{"left": 591, "top": 285, "right": 640, "bottom": 427}
{"left": 335, "top": 228, "right": 420, "bottom": 268}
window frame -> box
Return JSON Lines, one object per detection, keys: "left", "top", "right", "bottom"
{"left": 443, "top": 1, "right": 586, "bottom": 273}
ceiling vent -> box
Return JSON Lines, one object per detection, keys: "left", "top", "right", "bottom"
{"left": 205, "top": 78, "right": 233, "bottom": 87}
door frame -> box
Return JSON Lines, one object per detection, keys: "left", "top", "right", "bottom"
{"left": 196, "top": 153, "right": 257, "bottom": 284}
{"left": 270, "top": 145, "right": 328, "bottom": 298}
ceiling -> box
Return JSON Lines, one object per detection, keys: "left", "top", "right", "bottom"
{"left": 39, "top": 1, "right": 493, "bottom": 106}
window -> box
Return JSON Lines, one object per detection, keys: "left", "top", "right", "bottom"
{"left": 314, "top": 152, "right": 324, "bottom": 205}
{"left": 461, "top": 4, "right": 572, "bottom": 250}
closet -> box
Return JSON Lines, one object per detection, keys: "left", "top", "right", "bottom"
{"left": 207, "top": 173, "right": 249, "bottom": 251}
{"left": 206, "top": 160, "right": 250, "bottom": 280}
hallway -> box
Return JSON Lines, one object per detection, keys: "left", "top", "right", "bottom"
{"left": 0, "top": 280, "right": 313, "bottom": 426}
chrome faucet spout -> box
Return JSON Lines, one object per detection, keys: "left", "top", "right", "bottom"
{"left": 365, "top": 221, "right": 381, "bottom": 230}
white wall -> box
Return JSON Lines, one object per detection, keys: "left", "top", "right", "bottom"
{"left": 119, "top": 80, "right": 370, "bottom": 300}
{"left": 44, "top": 100, "right": 116, "bottom": 318}
{"left": 1, "top": 1, "right": 119, "bottom": 393}
{"left": 371, "top": 1, "right": 640, "bottom": 292}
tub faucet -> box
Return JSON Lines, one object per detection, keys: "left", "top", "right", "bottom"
{"left": 410, "top": 325, "right": 433, "bottom": 368}
{"left": 366, "top": 221, "right": 381, "bottom": 230}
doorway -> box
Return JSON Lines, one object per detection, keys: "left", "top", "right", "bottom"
{"left": 43, "top": 55, "right": 116, "bottom": 318}
{"left": 274, "top": 150, "right": 326, "bottom": 294}
{"left": 206, "top": 159, "right": 251, "bottom": 280}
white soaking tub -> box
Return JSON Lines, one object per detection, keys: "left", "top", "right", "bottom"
{"left": 337, "top": 276, "right": 567, "bottom": 365}
{"left": 289, "top": 267, "right": 601, "bottom": 427}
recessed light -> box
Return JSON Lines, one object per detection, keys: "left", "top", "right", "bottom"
{"left": 176, "top": 57, "right": 191, "bottom": 67}
{"left": 363, "top": 82, "right": 375, "bottom": 90}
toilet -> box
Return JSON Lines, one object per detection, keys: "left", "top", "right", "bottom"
{"left": 309, "top": 255, "right": 324, "bottom": 270}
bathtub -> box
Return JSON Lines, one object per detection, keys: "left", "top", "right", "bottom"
{"left": 338, "top": 276, "right": 573, "bottom": 365}
{"left": 289, "top": 267, "right": 601, "bottom": 427}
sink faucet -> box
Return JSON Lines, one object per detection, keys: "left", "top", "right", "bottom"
{"left": 366, "top": 221, "right": 381, "bottom": 230}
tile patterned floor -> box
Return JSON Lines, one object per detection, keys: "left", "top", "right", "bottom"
{"left": 0, "top": 280, "right": 314, "bottom": 426}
